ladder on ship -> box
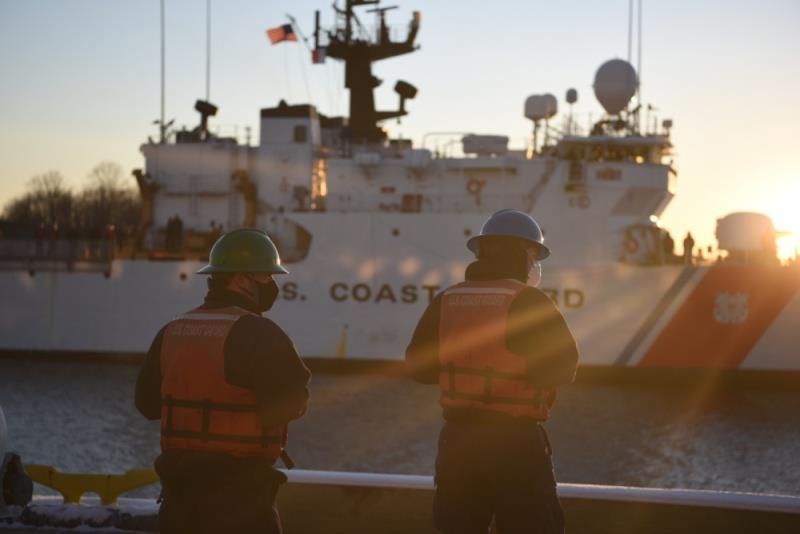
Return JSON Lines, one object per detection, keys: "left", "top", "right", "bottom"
{"left": 525, "top": 158, "right": 559, "bottom": 212}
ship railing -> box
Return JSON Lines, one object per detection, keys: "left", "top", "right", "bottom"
{"left": 320, "top": 24, "right": 412, "bottom": 47}
{"left": 16, "top": 467, "right": 800, "bottom": 533}
{"left": 419, "top": 118, "right": 602, "bottom": 157}
{"left": 422, "top": 132, "right": 548, "bottom": 160}
{"left": 209, "top": 124, "right": 255, "bottom": 146}
{"left": 0, "top": 238, "right": 114, "bottom": 273}
{"left": 556, "top": 112, "right": 671, "bottom": 139}
{"left": 420, "top": 132, "right": 470, "bottom": 158}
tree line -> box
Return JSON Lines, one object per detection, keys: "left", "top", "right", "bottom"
{"left": 1, "top": 162, "right": 140, "bottom": 244}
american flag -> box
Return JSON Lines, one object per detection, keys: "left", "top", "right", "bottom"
{"left": 266, "top": 24, "right": 297, "bottom": 44}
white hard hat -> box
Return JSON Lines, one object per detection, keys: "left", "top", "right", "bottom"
{"left": 467, "top": 209, "right": 550, "bottom": 259}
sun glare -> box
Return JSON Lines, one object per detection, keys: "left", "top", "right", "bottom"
{"left": 776, "top": 234, "right": 797, "bottom": 262}
{"left": 767, "top": 185, "right": 800, "bottom": 262}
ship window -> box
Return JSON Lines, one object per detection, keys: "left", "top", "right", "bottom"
{"left": 401, "top": 194, "right": 423, "bottom": 213}
{"left": 294, "top": 125, "right": 307, "bottom": 143}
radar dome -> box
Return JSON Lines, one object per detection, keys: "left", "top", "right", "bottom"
{"left": 566, "top": 88, "right": 578, "bottom": 104}
{"left": 716, "top": 212, "right": 776, "bottom": 252}
{"left": 593, "top": 59, "right": 638, "bottom": 115}
{"left": 543, "top": 94, "right": 558, "bottom": 116}
{"left": 524, "top": 94, "right": 558, "bottom": 121}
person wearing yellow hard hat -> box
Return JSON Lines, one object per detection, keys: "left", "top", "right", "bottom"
{"left": 406, "top": 209, "right": 578, "bottom": 534}
{"left": 136, "top": 228, "right": 309, "bottom": 534}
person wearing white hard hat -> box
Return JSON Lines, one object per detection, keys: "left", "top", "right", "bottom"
{"left": 406, "top": 209, "right": 578, "bottom": 534}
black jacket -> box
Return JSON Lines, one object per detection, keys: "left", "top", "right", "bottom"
{"left": 135, "top": 288, "right": 311, "bottom": 471}
{"left": 405, "top": 260, "right": 578, "bottom": 421}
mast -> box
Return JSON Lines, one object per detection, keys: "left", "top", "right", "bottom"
{"left": 160, "top": 0, "right": 166, "bottom": 143}
{"left": 205, "top": 0, "right": 211, "bottom": 102}
{"left": 637, "top": 0, "right": 643, "bottom": 111}
{"left": 627, "top": 0, "right": 633, "bottom": 63}
{"left": 317, "top": 0, "right": 420, "bottom": 144}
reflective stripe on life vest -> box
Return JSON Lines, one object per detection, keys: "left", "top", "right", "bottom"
{"left": 438, "top": 279, "right": 555, "bottom": 420}
{"left": 161, "top": 396, "right": 282, "bottom": 446}
{"left": 160, "top": 305, "right": 286, "bottom": 459}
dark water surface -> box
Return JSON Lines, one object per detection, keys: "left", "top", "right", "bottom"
{"left": 1, "top": 358, "right": 799, "bottom": 497}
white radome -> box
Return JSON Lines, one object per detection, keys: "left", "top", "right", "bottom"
{"left": 593, "top": 59, "right": 639, "bottom": 115}
{"left": 524, "top": 94, "right": 558, "bottom": 121}
{"left": 716, "top": 212, "right": 776, "bottom": 252}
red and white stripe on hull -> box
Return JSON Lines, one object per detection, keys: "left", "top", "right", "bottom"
{"left": 742, "top": 288, "right": 800, "bottom": 370}
{"left": 623, "top": 265, "right": 800, "bottom": 369}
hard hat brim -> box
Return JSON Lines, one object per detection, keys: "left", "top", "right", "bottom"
{"left": 466, "top": 234, "right": 551, "bottom": 260}
{"left": 196, "top": 264, "right": 290, "bottom": 275}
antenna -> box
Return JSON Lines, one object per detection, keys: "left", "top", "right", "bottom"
{"left": 205, "top": 0, "right": 211, "bottom": 102}
{"left": 314, "top": 10, "right": 320, "bottom": 49}
{"left": 637, "top": 0, "right": 643, "bottom": 112}
{"left": 566, "top": 88, "right": 578, "bottom": 135}
{"left": 160, "top": 0, "right": 166, "bottom": 143}
{"left": 625, "top": 0, "right": 644, "bottom": 132}
{"left": 627, "top": 0, "right": 633, "bottom": 63}
{"left": 285, "top": 14, "right": 313, "bottom": 102}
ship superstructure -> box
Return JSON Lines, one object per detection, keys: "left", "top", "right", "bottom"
{"left": 137, "top": 1, "right": 673, "bottom": 268}
{"left": 1, "top": 1, "right": 797, "bottom": 371}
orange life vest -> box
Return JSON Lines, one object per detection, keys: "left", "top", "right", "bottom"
{"left": 438, "top": 279, "right": 556, "bottom": 420}
{"left": 159, "top": 306, "right": 286, "bottom": 459}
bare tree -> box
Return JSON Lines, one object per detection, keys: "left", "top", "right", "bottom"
{"left": 76, "top": 162, "right": 139, "bottom": 238}
{"left": 29, "top": 171, "right": 67, "bottom": 197}
{"left": 2, "top": 164, "right": 140, "bottom": 241}
{"left": 3, "top": 171, "right": 73, "bottom": 231}
{"left": 87, "top": 161, "right": 127, "bottom": 192}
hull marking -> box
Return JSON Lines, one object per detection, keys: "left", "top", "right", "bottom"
{"left": 615, "top": 267, "right": 697, "bottom": 367}
{"left": 638, "top": 266, "right": 800, "bottom": 369}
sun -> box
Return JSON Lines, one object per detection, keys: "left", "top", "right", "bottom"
{"left": 776, "top": 233, "right": 797, "bottom": 262}
{"left": 765, "top": 185, "right": 800, "bottom": 262}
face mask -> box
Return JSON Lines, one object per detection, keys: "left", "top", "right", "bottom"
{"left": 255, "top": 279, "right": 279, "bottom": 312}
{"left": 528, "top": 261, "right": 542, "bottom": 287}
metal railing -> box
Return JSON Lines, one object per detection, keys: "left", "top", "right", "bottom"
{"left": 0, "top": 239, "right": 114, "bottom": 270}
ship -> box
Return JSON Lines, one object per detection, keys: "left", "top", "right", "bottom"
{"left": 1, "top": 0, "right": 798, "bottom": 375}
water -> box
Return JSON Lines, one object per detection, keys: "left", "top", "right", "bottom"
{"left": 1, "top": 358, "right": 799, "bottom": 498}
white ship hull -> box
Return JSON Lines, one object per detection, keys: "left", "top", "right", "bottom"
{"left": 2, "top": 213, "right": 798, "bottom": 371}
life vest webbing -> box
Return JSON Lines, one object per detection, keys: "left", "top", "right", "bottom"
{"left": 441, "top": 363, "right": 548, "bottom": 407}
{"left": 161, "top": 396, "right": 282, "bottom": 447}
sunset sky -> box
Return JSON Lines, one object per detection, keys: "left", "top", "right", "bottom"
{"left": 1, "top": 0, "right": 798, "bottom": 257}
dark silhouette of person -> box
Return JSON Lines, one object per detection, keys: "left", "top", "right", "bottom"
{"left": 173, "top": 215, "right": 184, "bottom": 251}
{"left": 683, "top": 232, "right": 695, "bottom": 265}
{"left": 165, "top": 216, "right": 175, "bottom": 251}
{"left": 662, "top": 231, "right": 675, "bottom": 263}
{"left": 166, "top": 215, "right": 184, "bottom": 252}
